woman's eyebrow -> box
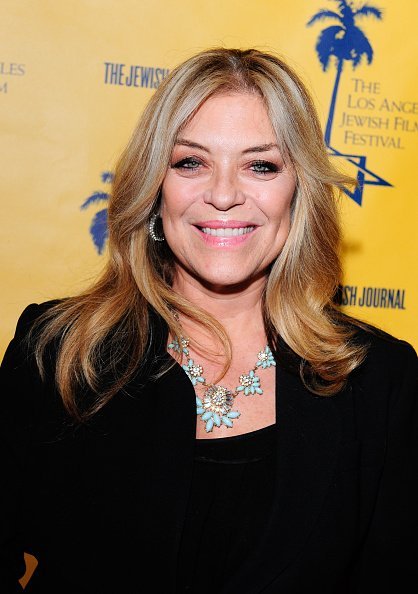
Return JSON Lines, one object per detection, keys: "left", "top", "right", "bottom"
{"left": 175, "top": 139, "right": 209, "bottom": 152}
{"left": 242, "top": 143, "right": 279, "bottom": 154}
{"left": 174, "top": 139, "right": 280, "bottom": 154}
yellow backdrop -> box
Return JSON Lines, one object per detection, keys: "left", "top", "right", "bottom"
{"left": 1, "top": 0, "right": 417, "bottom": 586}
{"left": 2, "top": 1, "right": 417, "bottom": 353}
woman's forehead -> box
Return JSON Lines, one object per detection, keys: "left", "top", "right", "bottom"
{"left": 177, "top": 93, "right": 276, "bottom": 142}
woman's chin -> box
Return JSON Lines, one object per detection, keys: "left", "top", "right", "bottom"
{"left": 175, "top": 265, "right": 268, "bottom": 295}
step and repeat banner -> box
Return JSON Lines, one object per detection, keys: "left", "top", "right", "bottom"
{"left": 1, "top": 0, "right": 417, "bottom": 586}
{"left": 1, "top": 2, "right": 417, "bottom": 349}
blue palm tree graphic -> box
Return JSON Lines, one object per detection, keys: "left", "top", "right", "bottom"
{"left": 307, "top": 0, "right": 392, "bottom": 205}
{"left": 80, "top": 171, "right": 113, "bottom": 254}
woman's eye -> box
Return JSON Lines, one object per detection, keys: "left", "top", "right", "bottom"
{"left": 250, "top": 160, "right": 280, "bottom": 175}
{"left": 172, "top": 157, "right": 202, "bottom": 170}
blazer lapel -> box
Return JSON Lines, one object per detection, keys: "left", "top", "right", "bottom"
{"left": 138, "top": 354, "right": 197, "bottom": 590}
{"left": 223, "top": 360, "right": 342, "bottom": 593}
{"left": 117, "top": 310, "right": 197, "bottom": 590}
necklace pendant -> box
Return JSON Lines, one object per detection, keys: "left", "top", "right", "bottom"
{"left": 196, "top": 384, "right": 241, "bottom": 433}
{"left": 204, "top": 384, "right": 234, "bottom": 415}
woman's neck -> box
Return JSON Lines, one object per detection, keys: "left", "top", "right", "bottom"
{"left": 172, "top": 270, "right": 267, "bottom": 345}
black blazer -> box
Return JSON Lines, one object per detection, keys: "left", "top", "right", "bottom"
{"left": 1, "top": 302, "right": 417, "bottom": 594}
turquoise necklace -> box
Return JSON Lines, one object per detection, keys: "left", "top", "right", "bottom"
{"left": 168, "top": 337, "right": 276, "bottom": 433}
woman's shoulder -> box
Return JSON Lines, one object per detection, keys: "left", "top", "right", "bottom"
{"left": 11, "top": 299, "right": 64, "bottom": 334}
{"left": 0, "top": 301, "right": 68, "bottom": 435}
{"left": 347, "top": 320, "right": 417, "bottom": 394}
{"left": 1, "top": 300, "right": 65, "bottom": 374}
{"left": 351, "top": 320, "right": 416, "bottom": 363}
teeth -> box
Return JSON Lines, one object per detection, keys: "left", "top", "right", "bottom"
{"left": 201, "top": 226, "right": 254, "bottom": 237}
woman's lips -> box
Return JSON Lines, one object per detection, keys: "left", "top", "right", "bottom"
{"left": 200, "top": 226, "right": 254, "bottom": 237}
{"left": 193, "top": 221, "right": 258, "bottom": 245}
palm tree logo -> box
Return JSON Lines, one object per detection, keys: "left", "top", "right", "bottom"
{"left": 307, "top": 0, "right": 392, "bottom": 204}
{"left": 80, "top": 171, "right": 113, "bottom": 254}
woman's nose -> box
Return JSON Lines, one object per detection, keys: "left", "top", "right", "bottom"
{"left": 203, "top": 169, "right": 245, "bottom": 210}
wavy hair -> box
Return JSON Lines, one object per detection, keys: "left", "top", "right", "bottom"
{"left": 34, "top": 48, "right": 366, "bottom": 420}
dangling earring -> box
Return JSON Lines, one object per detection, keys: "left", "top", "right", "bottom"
{"left": 149, "top": 214, "right": 165, "bottom": 242}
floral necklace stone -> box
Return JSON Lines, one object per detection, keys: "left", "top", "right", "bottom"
{"left": 167, "top": 337, "right": 276, "bottom": 433}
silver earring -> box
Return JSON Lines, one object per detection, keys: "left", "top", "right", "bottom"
{"left": 149, "top": 214, "right": 165, "bottom": 242}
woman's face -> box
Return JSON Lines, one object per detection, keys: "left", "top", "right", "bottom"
{"left": 161, "top": 92, "right": 296, "bottom": 293}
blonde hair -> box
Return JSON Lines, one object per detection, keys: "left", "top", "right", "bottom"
{"left": 34, "top": 48, "right": 366, "bottom": 421}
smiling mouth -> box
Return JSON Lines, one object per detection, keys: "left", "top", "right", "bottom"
{"left": 198, "top": 226, "right": 255, "bottom": 237}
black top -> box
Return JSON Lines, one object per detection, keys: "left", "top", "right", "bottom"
{"left": 176, "top": 425, "right": 277, "bottom": 593}
{"left": 1, "top": 302, "right": 417, "bottom": 593}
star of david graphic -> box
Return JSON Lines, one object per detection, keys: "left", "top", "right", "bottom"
{"left": 308, "top": 0, "right": 391, "bottom": 206}
{"left": 328, "top": 145, "right": 392, "bottom": 206}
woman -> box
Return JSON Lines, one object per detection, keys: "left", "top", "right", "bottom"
{"left": 1, "top": 48, "right": 417, "bottom": 594}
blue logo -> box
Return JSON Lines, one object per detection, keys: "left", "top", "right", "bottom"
{"left": 307, "top": 0, "right": 392, "bottom": 204}
{"left": 81, "top": 171, "right": 112, "bottom": 254}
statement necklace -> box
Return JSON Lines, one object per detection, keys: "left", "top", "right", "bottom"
{"left": 168, "top": 337, "right": 276, "bottom": 433}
